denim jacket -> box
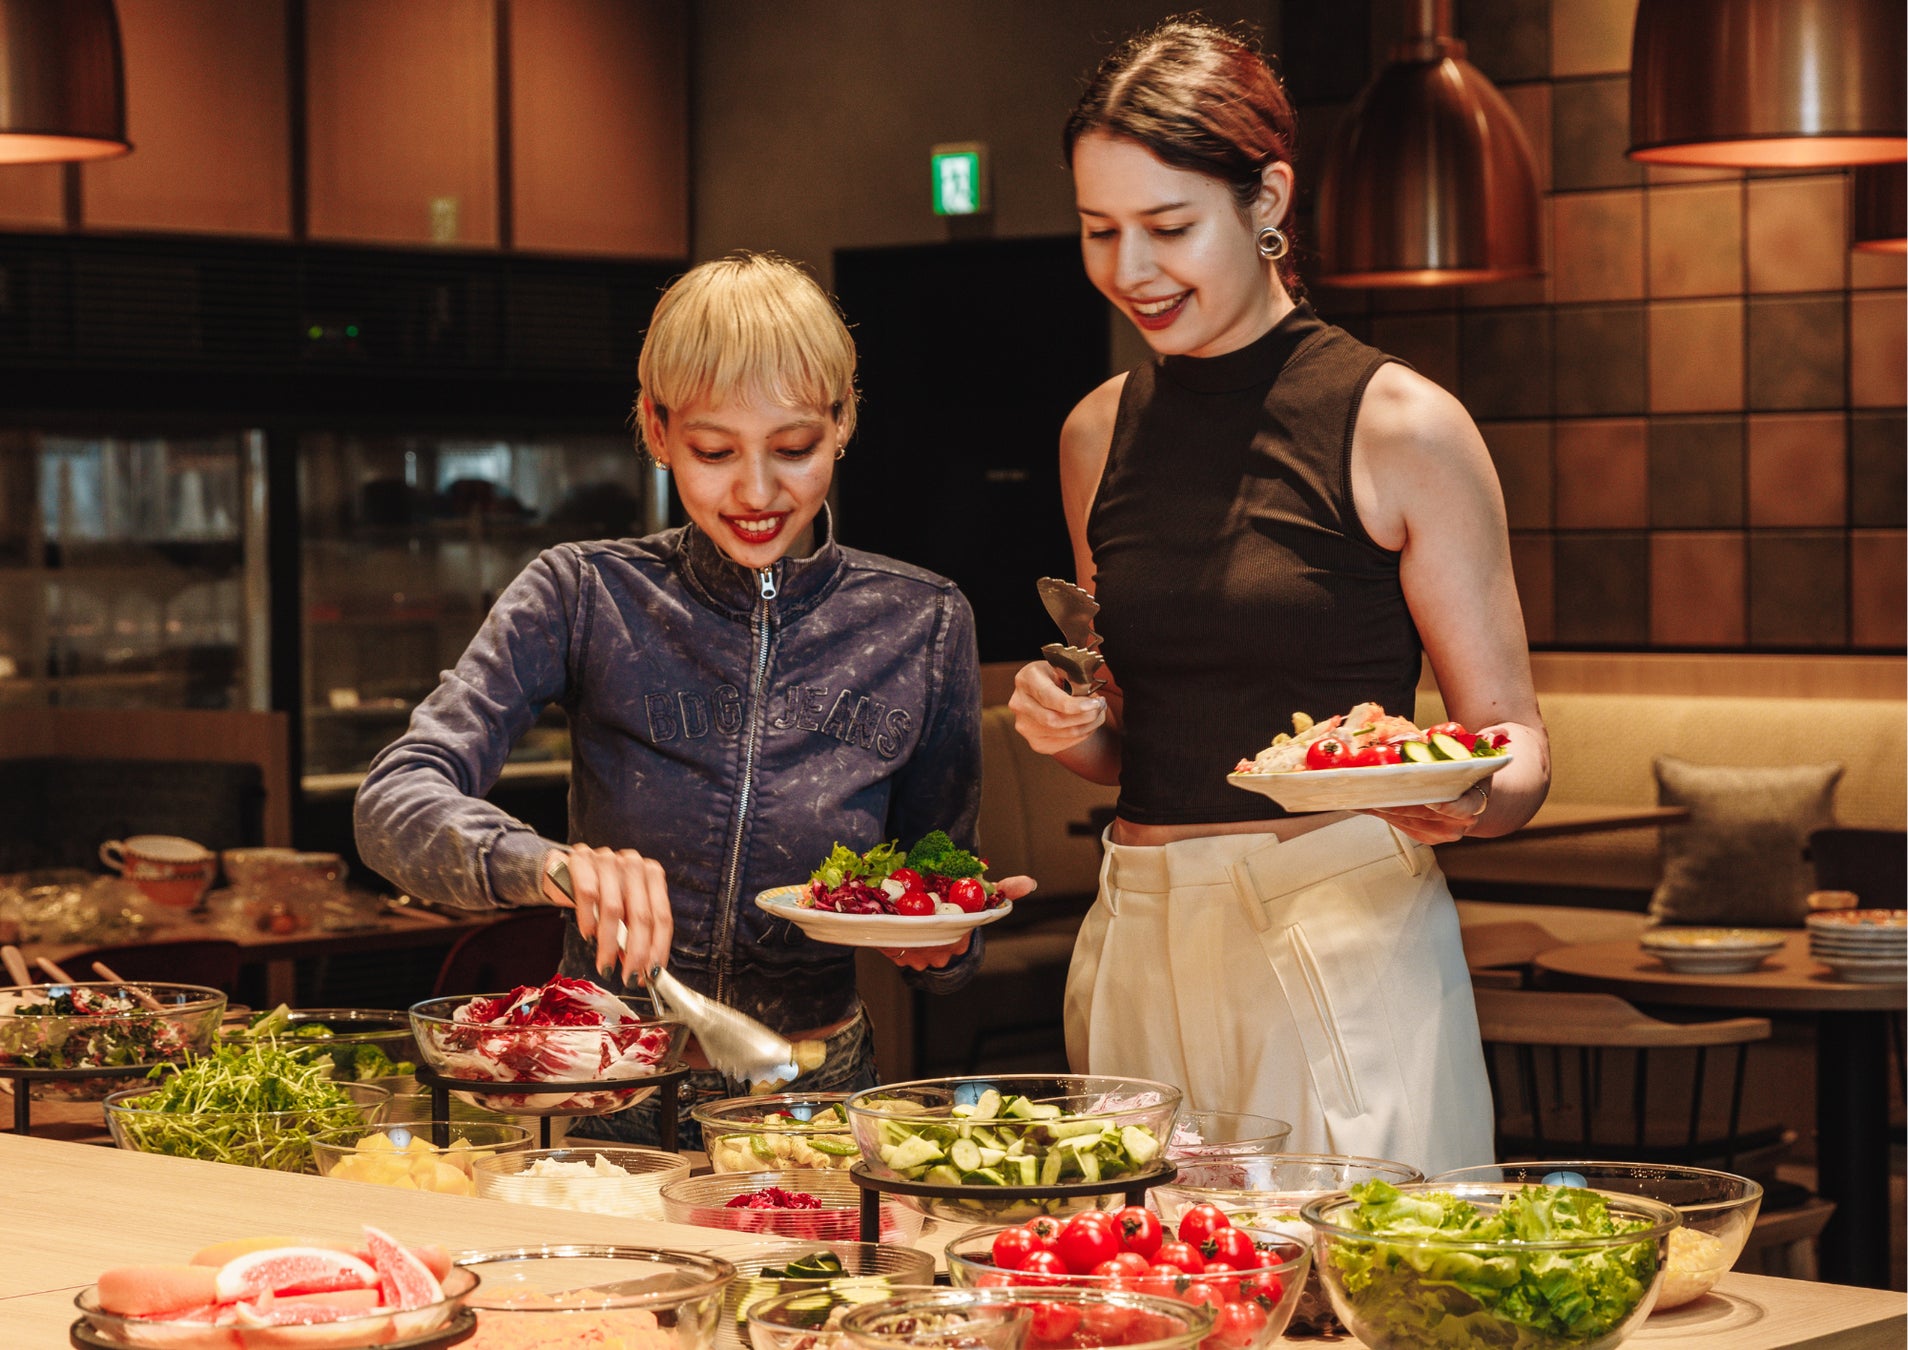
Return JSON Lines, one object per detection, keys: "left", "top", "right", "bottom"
{"left": 354, "top": 511, "right": 985, "bottom": 1029}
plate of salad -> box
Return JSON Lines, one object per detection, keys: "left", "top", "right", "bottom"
{"left": 756, "top": 832, "right": 1015, "bottom": 949}
{"left": 1229, "top": 703, "right": 1512, "bottom": 813}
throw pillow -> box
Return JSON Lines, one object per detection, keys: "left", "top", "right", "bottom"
{"left": 1650, "top": 757, "right": 1843, "bottom": 928}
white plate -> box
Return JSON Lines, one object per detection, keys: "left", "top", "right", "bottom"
{"left": 755, "top": 885, "right": 1014, "bottom": 949}
{"left": 1227, "top": 754, "right": 1512, "bottom": 813}
{"left": 1815, "top": 955, "right": 1906, "bottom": 984}
{"left": 1646, "top": 949, "right": 1781, "bottom": 975}
{"left": 1641, "top": 927, "right": 1788, "bottom": 951}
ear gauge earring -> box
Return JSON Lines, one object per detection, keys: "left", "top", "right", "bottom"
{"left": 834, "top": 444, "right": 846, "bottom": 460}
{"left": 1256, "top": 225, "right": 1290, "bottom": 261}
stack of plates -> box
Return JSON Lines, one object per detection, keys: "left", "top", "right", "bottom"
{"left": 1639, "top": 927, "right": 1787, "bottom": 974}
{"left": 1805, "top": 910, "right": 1907, "bottom": 984}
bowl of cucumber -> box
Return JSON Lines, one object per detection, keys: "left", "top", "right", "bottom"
{"left": 722, "top": 1242, "right": 936, "bottom": 1350}
{"left": 693, "top": 1093, "right": 862, "bottom": 1172}
{"left": 843, "top": 1075, "right": 1181, "bottom": 1223}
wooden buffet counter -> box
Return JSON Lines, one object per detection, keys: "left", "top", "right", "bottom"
{"left": 0, "top": 1133, "right": 1901, "bottom": 1349}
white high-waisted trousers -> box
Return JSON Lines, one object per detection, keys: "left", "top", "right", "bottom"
{"left": 1063, "top": 812, "right": 1495, "bottom": 1178}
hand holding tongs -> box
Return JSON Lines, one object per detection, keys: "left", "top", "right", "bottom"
{"left": 1036, "top": 576, "right": 1106, "bottom": 696}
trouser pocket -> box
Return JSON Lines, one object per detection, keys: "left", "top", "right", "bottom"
{"left": 1257, "top": 920, "right": 1365, "bottom": 1121}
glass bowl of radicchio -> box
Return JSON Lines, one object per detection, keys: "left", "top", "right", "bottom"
{"left": 409, "top": 976, "right": 685, "bottom": 1115}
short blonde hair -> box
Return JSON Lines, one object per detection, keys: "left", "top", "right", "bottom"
{"left": 635, "top": 252, "right": 857, "bottom": 447}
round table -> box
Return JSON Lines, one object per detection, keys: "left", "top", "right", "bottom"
{"left": 1534, "top": 931, "right": 1904, "bottom": 1288}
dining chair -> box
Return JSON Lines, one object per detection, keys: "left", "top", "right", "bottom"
{"left": 1473, "top": 987, "right": 1776, "bottom": 1168}
{"left": 429, "top": 908, "right": 566, "bottom": 997}
{"left": 1462, "top": 919, "right": 1568, "bottom": 989}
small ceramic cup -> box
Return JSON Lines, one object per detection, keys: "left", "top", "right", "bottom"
{"left": 99, "top": 835, "right": 217, "bottom": 908}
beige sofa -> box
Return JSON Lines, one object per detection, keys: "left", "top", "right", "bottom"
{"left": 1423, "top": 689, "right": 1906, "bottom": 902}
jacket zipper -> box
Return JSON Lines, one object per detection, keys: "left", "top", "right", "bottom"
{"left": 712, "top": 564, "right": 778, "bottom": 1004}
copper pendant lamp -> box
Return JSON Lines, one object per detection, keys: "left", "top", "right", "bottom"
{"left": 1629, "top": 0, "right": 1905, "bottom": 168}
{"left": 0, "top": 0, "right": 129, "bottom": 164}
{"left": 1315, "top": 0, "right": 1541, "bottom": 287}
{"left": 1851, "top": 163, "right": 1906, "bottom": 253}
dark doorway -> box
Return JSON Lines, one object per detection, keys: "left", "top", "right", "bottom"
{"left": 833, "top": 238, "right": 1109, "bottom": 663}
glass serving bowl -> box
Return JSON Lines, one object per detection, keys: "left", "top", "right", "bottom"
{"left": 456, "top": 1245, "right": 734, "bottom": 1350}
{"left": 943, "top": 1222, "right": 1308, "bottom": 1349}
{"left": 1303, "top": 1182, "right": 1680, "bottom": 1350}
{"left": 0, "top": 981, "right": 225, "bottom": 1101}
{"left": 694, "top": 1092, "right": 862, "bottom": 1172}
{"left": 473, "top": 1145, "right": 692, "bottom": 1222}
{"left": 660, "top": 1168, "right": 925, "bottom": 1243}
{"left": 74, "top": 1259, "right": 480, "bottom": 1349}
{"left": 225, "top": 1006, "right": 422, "bottom": 1089}
{"left": 409, "top": 992, "right": 685, "bottom": 1115}
{"left": 720, "top": 1241, "right": 936, "bottom": 1350}
{"left": 103, "top": 1079, "right": 389, "bottom": 1173}
{"left": 843, "top": 1075, "right": 1181, "bottom": 1223}
{"left": 837, "top": 1286, "right": 1216, "bottom": 1350}
{"left": 1149, "top": 1152, "right": 1425, "bottom": 1336}
{"left": 1430, "top": 1162, "right": 1763, "bottom": 1311}
{"left": 1164, "top": 1110, "right": 1292, "bottom": 1161}
{"left": 311, "top": 1120, "right": 535, "bottom": 1196}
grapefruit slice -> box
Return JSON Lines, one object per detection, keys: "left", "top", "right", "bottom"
{"left": 232, "top": 1288, "right": 383, "bottom": 1324}
{"left": 214, "top": 1247, "right": 378, "bottom": 1303}
{"left": 95, "top": 1264, "right": 222, "bottom": 1316}
{"left": 362, "top": 1225, "right": 442, "bottom": 1312}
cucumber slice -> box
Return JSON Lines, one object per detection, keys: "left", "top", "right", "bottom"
{"left": 883, "top": 1134, "right": 945, "bottom": 1172}
{"left": 1023, "top": 1102, "right": 1064, "bottom": 1120}
{"left": 1429, "top": 732, "right": 1471, "bottom": 760}
{"left": 924, "top": 1163, "right": 964, "bottom": 1187}
{"left": 1400, "top": 739, "right": 1438, "bottom": 763}
{"left": 950, "top": 1137, "right": 983, "bottom": 1172}
{"left": 971, "top": 1088, "right": 1002, "bottom": 1120}
{"left": 1120, "top": 1125, "right": 1162, "bottom": 1166}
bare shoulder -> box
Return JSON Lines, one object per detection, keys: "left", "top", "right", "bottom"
{"left": 1353, "top": 362, "right": 1499, "bottom": 547}
{"left": 1060, "top": 371, "right": 1128, "bottom": 470}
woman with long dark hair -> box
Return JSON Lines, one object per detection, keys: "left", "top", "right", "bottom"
{"left": 1009, "top": 18, "right": 1549, "bottom": 1174}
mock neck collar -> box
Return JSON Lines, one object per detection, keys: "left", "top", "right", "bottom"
{"left": 677, "top": 504, "right": 844, "bottom": 620}
{"left": 1157, "top": 301, "right": 1324, "bottom": 394}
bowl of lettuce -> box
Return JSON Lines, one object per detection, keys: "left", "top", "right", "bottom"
{"left": 1301, "top": 1180, "right": 1679, "bottom": 1350}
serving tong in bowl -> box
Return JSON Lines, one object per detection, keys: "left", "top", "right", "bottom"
{"left": 545, "top": 856, "right": 820, "bottom": 1090}
{"left": 1036, "top": 577, "right": 1105, "bottom": 696}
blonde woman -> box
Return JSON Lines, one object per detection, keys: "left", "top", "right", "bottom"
{"left": 358, "top": 253, "right": 1025, "bottom": 1145}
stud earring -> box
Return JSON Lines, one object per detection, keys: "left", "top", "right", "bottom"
{"left": 1255, "top": 225, "right": 1289, "bottom": 261}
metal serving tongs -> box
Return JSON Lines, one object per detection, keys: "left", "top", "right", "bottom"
{"left": 545, "top": 856, "right": 823, "bottom": 1090}
{"left": 1036, "top": 576, "right": 1106, "bottom": 696}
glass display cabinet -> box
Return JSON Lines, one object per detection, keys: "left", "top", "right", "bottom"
{"left": 0, "top": 429, "right": 269, "bottom": 713}
{"left": 298, "top": 430, "right": 661, "bottom": 784}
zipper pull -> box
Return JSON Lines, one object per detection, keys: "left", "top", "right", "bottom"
{"left": 757, "top": 567, "right": 778, "bottom": 600}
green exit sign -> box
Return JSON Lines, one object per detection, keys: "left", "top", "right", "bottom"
{"left": 931, "top": 142, "right": 990, "bottom": 216}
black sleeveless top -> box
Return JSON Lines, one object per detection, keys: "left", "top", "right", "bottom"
{"left": 1087, "top": 302, "right": 1422, "bottom": 824}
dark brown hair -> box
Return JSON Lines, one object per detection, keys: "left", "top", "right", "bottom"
{"left": 1064, "top": 16, "right": 1301, "bottom": 291}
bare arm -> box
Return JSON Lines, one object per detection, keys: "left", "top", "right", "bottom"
{"left": 1008, "top": 373, "right": 1127, "bottom": 785}
{"left": 1350, "top": 363, "right": 1550, "bottom": 844}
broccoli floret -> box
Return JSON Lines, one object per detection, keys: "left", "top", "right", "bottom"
{"left": 905, "top": 830, "right": 985, "bottom": 879}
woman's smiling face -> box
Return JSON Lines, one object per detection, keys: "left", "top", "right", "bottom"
{"left": 645, "top": 390, "right": 840, "bottom": 569}
{"left": 1073, "top": 131, "right": 1287, "bottom": 359}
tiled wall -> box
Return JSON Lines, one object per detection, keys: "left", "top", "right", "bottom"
{"left": 1281, "top": 0, "right": 1907, "bottom": 652}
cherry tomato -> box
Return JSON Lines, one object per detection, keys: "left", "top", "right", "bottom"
{"left": 892, "top": 890, "right": 935, "bottom": 917}
{"left": 1018, "top": 1249, "right": 1070, "bottom": 1286}
{"left": 1154, "top": 1240, "right": 1205, "bottom": 1275}
{"left": 975, "top": 1270, "right": 1014, "bottom": 1288}
{"left": 1204, "top": 1228, "right": 1258, "bottom": 1268}
{"left": 1024, "top": 1216, "right": 1063, "bottom": 1243}
{"left": 1175, "top": 1205, "right": 1232, "bottom": 1250}
{"left": 1349, "top": 742, "right": 1403, "bottom": 767}
{"left": 992, "top": 1226, "right": 1041, "bottom": 1271}
{"left": 1138, "top": 1263, "right": 1184, "bottom": 1297}
{"left": 1080, "top": 1301, "right": 1141, "bottom": 1341}
{"left": 1094, "top": 1251, "right": 1151, "bottom": 1278}
{"left": 1211, "top": 1298, "right": 1268, "bottom": 1348}
{"left": 1115, "top": 1205, "right": 1163, "bottom": 1257}
{"left": 1027, "top": 1300, "right": 1082, "bottom": 1345}
{"left": 1238, "top": 1268, "right": 1286, "bottom": 1307}
{"left": 888, "top": 867, "right": 926, "bottom": 892}
{"left": 1305, "top": 735, "right": 1351, "bottom": 770}
{"left": 1057, "top": 1212, "right": 1122, "bottom": 1274}
{"left": 1179, "top": 1281, "right": 1225, "bottom": 1314}
{"left": 946, "top": 877, "right": 989, "bottom": 913}
{"left": 1198, "top": 1260, "right": 1239, "bottom": 1300}
{"left": 1427, "top": 722, "right": 1478, "bottom": 751}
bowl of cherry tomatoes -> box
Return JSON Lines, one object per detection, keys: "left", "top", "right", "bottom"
{"left": 942, "top": 1204, "right": 1308, "bottom": 1350}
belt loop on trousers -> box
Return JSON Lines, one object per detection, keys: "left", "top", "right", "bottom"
{"left": 1227, "top": 835, "right": 1285, "bottom": 933}
{"left": 1387, "top": 825, "right": 1429, "bottom": 877}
